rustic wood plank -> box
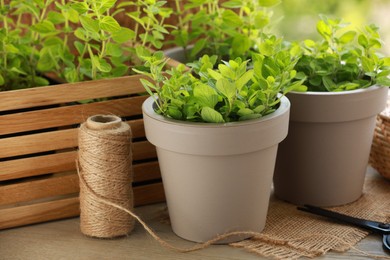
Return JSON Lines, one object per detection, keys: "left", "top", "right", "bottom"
{"left": 133, "top": 182, "right": 165, "bottom": 207}
{"left": 0, "top": 125, "right": 154, "bottom": 159}
{"left": 132, "top": 141, "right": 157, "bottom": 161}
{"left": 0, "top": 197, "right": 80, "bottom": 230}
{"left": 0, "top": 149, "right": 158, "bottom": 182}
{"left": 133, "top": 161, "right": 161, "bottom": 183}
{"left": 0, "top": 174, "right": 79, "bottom": 206}
{"left": 0, "top": 162, "right": 161, "bottom": 206}
{"left": 0, "top": 151, "right": 76, "bottom": 181}
{"left": 0, "top": 183, "right": 165, "bottom": 230}
{"left": 0, "top": 96, "right": 147, "bottom": 135}
{"left": 0, "top": 75, "right": 149, "bottom": 112}
{"left": 0, "top": 128, "right": 77, "bottom": 158}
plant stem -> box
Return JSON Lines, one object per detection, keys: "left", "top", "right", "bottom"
{"left": 87, "top": 44, "right": 97, "bottom": 79}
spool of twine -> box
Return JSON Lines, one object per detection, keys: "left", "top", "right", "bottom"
{"left": 78, "top": 115, "right": 134, "bottom": 238}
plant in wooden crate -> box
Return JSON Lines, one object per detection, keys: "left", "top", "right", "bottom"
{"left": 0, "top": 0, "right": 173, "bottom": 89}
{"left": 274, "top": 15, "right": 390, "bottom": 207}
{"left": 165, "top": 0, "right": 281, "bottom": 63}
{"left": 0, "top": 0, "right": 174, "bottom": 229}
{"left": 135, "top": 41, "right": 305, "bottom": 243}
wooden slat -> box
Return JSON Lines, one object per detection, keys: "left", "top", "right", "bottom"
{"left": 133, "top": 183, "right": 165, "bottom": 207}
{"left": 0, "top": 96, "right": 147, "bottom": 135}
{"left": 0, "top": 125, "right": 154, "bottom": 159}
{"left": 0, "top": 150, "right": 159, "bottom": 182}
{"left": 0, "top": 129, "right": 76, "bottom": 158}
{"left": 0, "top": 75, "right": 148, "bottom": 112}
{"left": 0, "top": 163, "right": 161, "bottom": 206}
{"left": 128, "top": 119, "right": 146, "bottom": 139}
{"left": 132, "top": 141, "right": 157, "bottom": 161}
{"left": 0, "top": 183, "right": 165, "bottom": 230}
{"left": 0, "top": 151, "right": 76, "bottom": 181}
{"left": 133, "top": 161, "right": 161, "bottom": 183}
{"left": 0, "top": 174, "right": 79, "bottom": 206}
{"left": 0, "top": 197, "right": 80, "bottom": 230}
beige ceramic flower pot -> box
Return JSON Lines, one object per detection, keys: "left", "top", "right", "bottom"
{"left": 274, "top": 85, "right": 388, "bottom": 207}
{"left": 142, "top": 96, "right": 290, "bottom": 243}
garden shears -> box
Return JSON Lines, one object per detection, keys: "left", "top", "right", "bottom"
{"left": 298, "top": 204, "right": 390, "bottom": 252}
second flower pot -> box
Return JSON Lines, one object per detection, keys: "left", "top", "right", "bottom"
{"left": 274, "top": 85, "right": 388, "bottom": 207}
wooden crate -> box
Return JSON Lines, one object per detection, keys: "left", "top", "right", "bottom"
{"left": 0, "top": 75, "right": 165, "bottom": 230}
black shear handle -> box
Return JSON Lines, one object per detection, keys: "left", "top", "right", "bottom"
{"left": 297, "top": 205, "right": 390, "bottom": 234}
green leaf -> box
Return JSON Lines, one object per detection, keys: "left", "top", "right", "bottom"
{"left": 5, "top": 44, "right": 19, "bottom": 54}
{"left": 80, "top": 15, "right": 100, "bottom": 33}
{"left": 216, "top": 78, "right": 236, "bottom": 99}
{"left": 258, "top": 0, "right": 281, "bottom": 7}
{"left": 31, "top": 20, "right": 56, "bottom": 34}
{"left": 361, "top": 56, "right": 375, "bottom": 72}
{"left": 100, "top": 16, "right": 120, "bottom": 33}
{"left": 112, "top": 27, "right": 135, "bottom": 43}
{"left": 106, "top": 42, "right": 123, "bottom": 57}
{"left": 339, "top": 31, "right": 356, "bottom": 44}
{"left": 92, "top": 56, "right": 112, "bottom": 72}
{"left": 191, "top": 38, "right": 207, "bottom": 58}
{"left": 222, "top": 10, "right": 242, "bottom": 27}
{"left": 167, "top": 106, "right": 182, "bottom": 120}
{"left": 236, "top": 70, "right": 254, "bottom": 90}
{"left": 222, "top": 1, "right": 242, "bottom": 8}
{"left": 218, "top": 64, "right": 235, "bottom": 79}
{"left": 316, "top": 20, "right": 331, "bottom": 39}
{"left": 376, "top": 76, "right": 390, "bottom": 87}
{"left": 99, "top": 0, "right": 117, "bottom": 13}
{"left": 34, "top": 76, "right": 49, "bottom": 86}
{"left": 253, "top": 105, "right": 265, "bottom": 114}
{"left": 139, "top": 78, "right": 157, "bottom": 97}
{"left": 71, "top": 2, "right": 89, "bottom": 14}
{"left": 322, "top": 76, "right": 336, "bottom": 91}
{"left": 74, "top": 28, "right": 87, "bottom": 41}
{"left": 358, "top": 34, "right": 369, "bottom": 48}
{"left": 37, "top": 50, "right": 56, "bottom": 71}
{"left": 47, "top": 11, "right": 65, "bottom": 24}
{"left": 237, "top": 108, "right": 254, "bottom": 117}
{"left": 201, "top": 107, "right": 225, "bottom": 123}
{"left": 207, "top": 69, "right": 223, "bottom": 80}
{"left": 193, "top": 83, "right": 218, "bottom": 108}
{"left": 232, "top": 35, "right": 251, "bottom": 57}
{"left": 254, "top": 11, "right": 270, "bottom": 28}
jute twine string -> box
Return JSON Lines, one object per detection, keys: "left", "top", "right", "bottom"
{"left": 78, "top": 115, "right": 134, "bottom": 238}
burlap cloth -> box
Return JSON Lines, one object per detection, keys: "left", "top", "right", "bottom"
{"left": 230, "top": 170, "right": 390, "bottom": 259}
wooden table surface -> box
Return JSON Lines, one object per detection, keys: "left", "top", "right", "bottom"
{"left": 1, "top": 200, "right": 389, "bottom": 260}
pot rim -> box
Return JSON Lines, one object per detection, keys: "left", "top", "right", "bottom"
{"left": 289, "top": 84, "right": 383, "bottom": 96}
{"left": 142, "top": 95, "right": 290, "bottom": 128}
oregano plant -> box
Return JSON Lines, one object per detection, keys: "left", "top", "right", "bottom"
{"left": 0, "top": 0, "right": 173, "bottom": 90}
{"left": 170, "top": 0, "right": 281, "bottom": 62}
{"left": 0, "top": 0, "right": 71, "bottom": 90}
{"left": 135, "top": 37, "right": 306, "bottom": 123}
{"left": 293, "top": 15, "right": 390, "bottom": 91}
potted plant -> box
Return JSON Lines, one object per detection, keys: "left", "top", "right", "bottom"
{"left": 273, "top": 16, "right": 390, "bottom": 207}
{"left": 135, "top": 43, "right": 305, "bottom": 243}
{"left": 164, "top": 0, "right": 281, "bottom": 63}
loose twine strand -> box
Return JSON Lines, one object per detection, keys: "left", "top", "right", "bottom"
{"left": 77, "top": 115, "right": 390, "bottom": 259}
{"left": 77, "top": 172, "right": 390, "bottom": 259}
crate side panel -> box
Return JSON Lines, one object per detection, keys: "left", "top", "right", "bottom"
{"left": 0, "top": 96, "right": 147, "bottom": 135}
{"left": 0, "top": 75, "right": 148, "bottom": 112}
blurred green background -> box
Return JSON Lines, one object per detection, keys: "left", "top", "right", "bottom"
{"left": 272, "top": 0, "right": 390, "bottom": 54}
